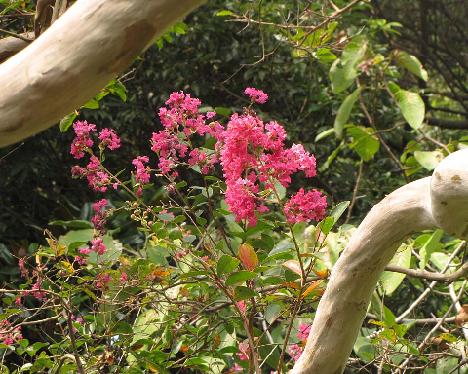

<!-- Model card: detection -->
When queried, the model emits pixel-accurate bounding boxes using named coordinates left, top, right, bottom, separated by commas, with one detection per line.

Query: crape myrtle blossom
left=219, top=105, right=326, bottom=226
left=284, top=188, right=327, bottom=224
left=132, top=156, right=151, bottom=184
left=91, top=198, right=108, bottom=233
left=0, top=320, right=22, bottom=346
left=98, top=128, right=121, bottom=150
left=70, top=121, right=121, bottom=193
left=69, top=88, right=326, bottom=230
left=244, top=87, right=268, bottom=104
left=288, top=343, right=303, bottom=361
left=297, top=322, right=311, bottom=342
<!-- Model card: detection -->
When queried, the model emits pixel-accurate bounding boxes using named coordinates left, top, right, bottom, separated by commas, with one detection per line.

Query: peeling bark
left=292, top=149, right=468, bottom=373
left=0, top=0, right=204, bottom=147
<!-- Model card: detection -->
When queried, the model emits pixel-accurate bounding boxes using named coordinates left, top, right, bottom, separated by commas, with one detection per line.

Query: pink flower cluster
left=70, top=121, right=121, bottom=192
left=237, top=341, right=250, bottom=361
left=69, top=88, right=326, bottom=229
left=91, top=199, right=108, bottom=234
left=297, top=323, right=311, bottom=342
left=288, top=343, right=303, bottom=361
left=219, top=110, right=325, bottom=226
left=79, top=238, right=106, bottom=256
left=150, top=91, right=222, bottom=177
left=244, top=87, right=268, bottom=104
left=284, top=188, right=327, bottom=224
left=0, top=320, right=22, bottom=346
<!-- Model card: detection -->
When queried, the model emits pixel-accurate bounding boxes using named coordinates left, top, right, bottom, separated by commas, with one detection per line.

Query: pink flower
left=225, top=178, right=259, bottom=226
left=0, top=320, right=22, bottom=346
left=91, top=238, right=106, bottom=255
left=284, top=188, right=327, bottom=224
left=30, top=279, right=47, bottom=301
left=120, top=272, right=128, bottom=283
left=236, top=301, right=247, bottom=315
left=132, top=156, right=151, bottom=184
left=229, top=363, right=244, bottom=373
left=74, top=256, right=87, bottom=266
left=79, top=247, right=91, bottom=255
left=288, top=343, right=303, bottom=361
left=98, top=128, right=121, bottom=150
left=297, top=323, right=311, bottom=342
left=92, top=199, right=108, bottom=233
left=237, top=341, right=250, bottom=361
left=70, top=121, right=96, bottom=159
left=95, top=273, right=111, bottom=289
left=18, top=258, right=28, bottom=278
left=244, top=87, right=268, bottom=104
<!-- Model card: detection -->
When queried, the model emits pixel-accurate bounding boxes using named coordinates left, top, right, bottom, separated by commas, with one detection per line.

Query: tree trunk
left=292, top=149, right=468, bottom=373
left=0, top=0, right=204, bottom=147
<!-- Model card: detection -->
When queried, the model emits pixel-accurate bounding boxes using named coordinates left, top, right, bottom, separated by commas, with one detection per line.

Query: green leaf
left=216, top=10, right=234, bottom=17
left=394, top=50, right=428, bottom=81
left=380, top=243, right=412, bottom=295
left=315, top=128, right=334, bottom=142
left=82, top=98, right=100, bottom=109
left=49, top=220, right=93, bottom=230
left=59, top=112, right=77, bottom=132
left=334, top=87, right=362, bottom=139
left=388, top=82, right=425, bottom=130
left=419, top=229, right=444, bottom=269
left=413, top=150, right=444, bottom=170
left=330, top=37, right=367, bottom=93
left=225, top=270, right=257, bottom=286
left=234, top=286, right=258, bottom=301
left=347, top=125, right=380, bottom=161
left=216, top=255, right=240, bottom=276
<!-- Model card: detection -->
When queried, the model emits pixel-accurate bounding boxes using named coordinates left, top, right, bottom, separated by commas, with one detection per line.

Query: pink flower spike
left=91, top=238, right=106, bottom=255
left=98, top=128, right=121, bottom=150
left=79, top=247, right=91, bottom=255
left=288, top=343, right=303, bottom=361
left=297, top=323, right=311, bottom=341
left=284, top=188, right=327, bottom=224
left=120, top=272, right=128, bottom=283
left=244, top=87, right=268, bottom=104
left=132, top=156, right=151, bottom=184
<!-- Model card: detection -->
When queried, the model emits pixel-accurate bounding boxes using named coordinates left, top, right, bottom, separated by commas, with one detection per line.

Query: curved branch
left=0, top=33, right=33, bottom=63
left=293, top=149, right=468, bottom=373
left=385, top=262, right=468, bottom=282
left=0, top=0, right=204, bottom=147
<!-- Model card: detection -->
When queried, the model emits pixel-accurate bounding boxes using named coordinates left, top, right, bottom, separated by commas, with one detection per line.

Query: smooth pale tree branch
left=384, top=262, right=468, bottom=282
left=0, top=0, right=204, bottom=147
left=293, top=149, right=468, bottom=373
left=0, top=33, right=33, bottom=63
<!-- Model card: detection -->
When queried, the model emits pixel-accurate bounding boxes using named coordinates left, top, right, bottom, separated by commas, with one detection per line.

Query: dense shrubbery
left=0, top=0, right=467, bottom=373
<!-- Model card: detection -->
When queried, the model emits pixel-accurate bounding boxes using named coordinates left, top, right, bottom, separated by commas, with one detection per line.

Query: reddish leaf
left=238, top=243, right=258, bottom=271
left=282, top=260, right=302, bottom=277
left=301, top=280, right=323, bottom=299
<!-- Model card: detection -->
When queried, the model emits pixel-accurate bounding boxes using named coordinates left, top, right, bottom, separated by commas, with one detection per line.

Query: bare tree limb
left=0, top=0, right=204, bottom=147
left=385, top=262, right=468, bottom=282
left=293, top=149, right=468, bottom=373
left=426, top=117, right=468, bottom=130
left=0, top=32, right=33, bottom=63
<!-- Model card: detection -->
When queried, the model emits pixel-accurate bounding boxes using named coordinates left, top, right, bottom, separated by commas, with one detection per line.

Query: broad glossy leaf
left=334, top=87, right=362, bottom=139
left=380, top=243, right=412, bottom=295
left=225, top=270, right=257, bottom=286
left=216, top=255, right=240, bottom=276
left=282, top=260, right=302, bottom=277
left=394, top=50, right=428, bottom=81
left=238, top=243, right=258, bottom=271
left=347, top=125, right=380, bottom=161
left=414, top=150, right=444, bottom=170
left=389, top=82, right=425, bottom=130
